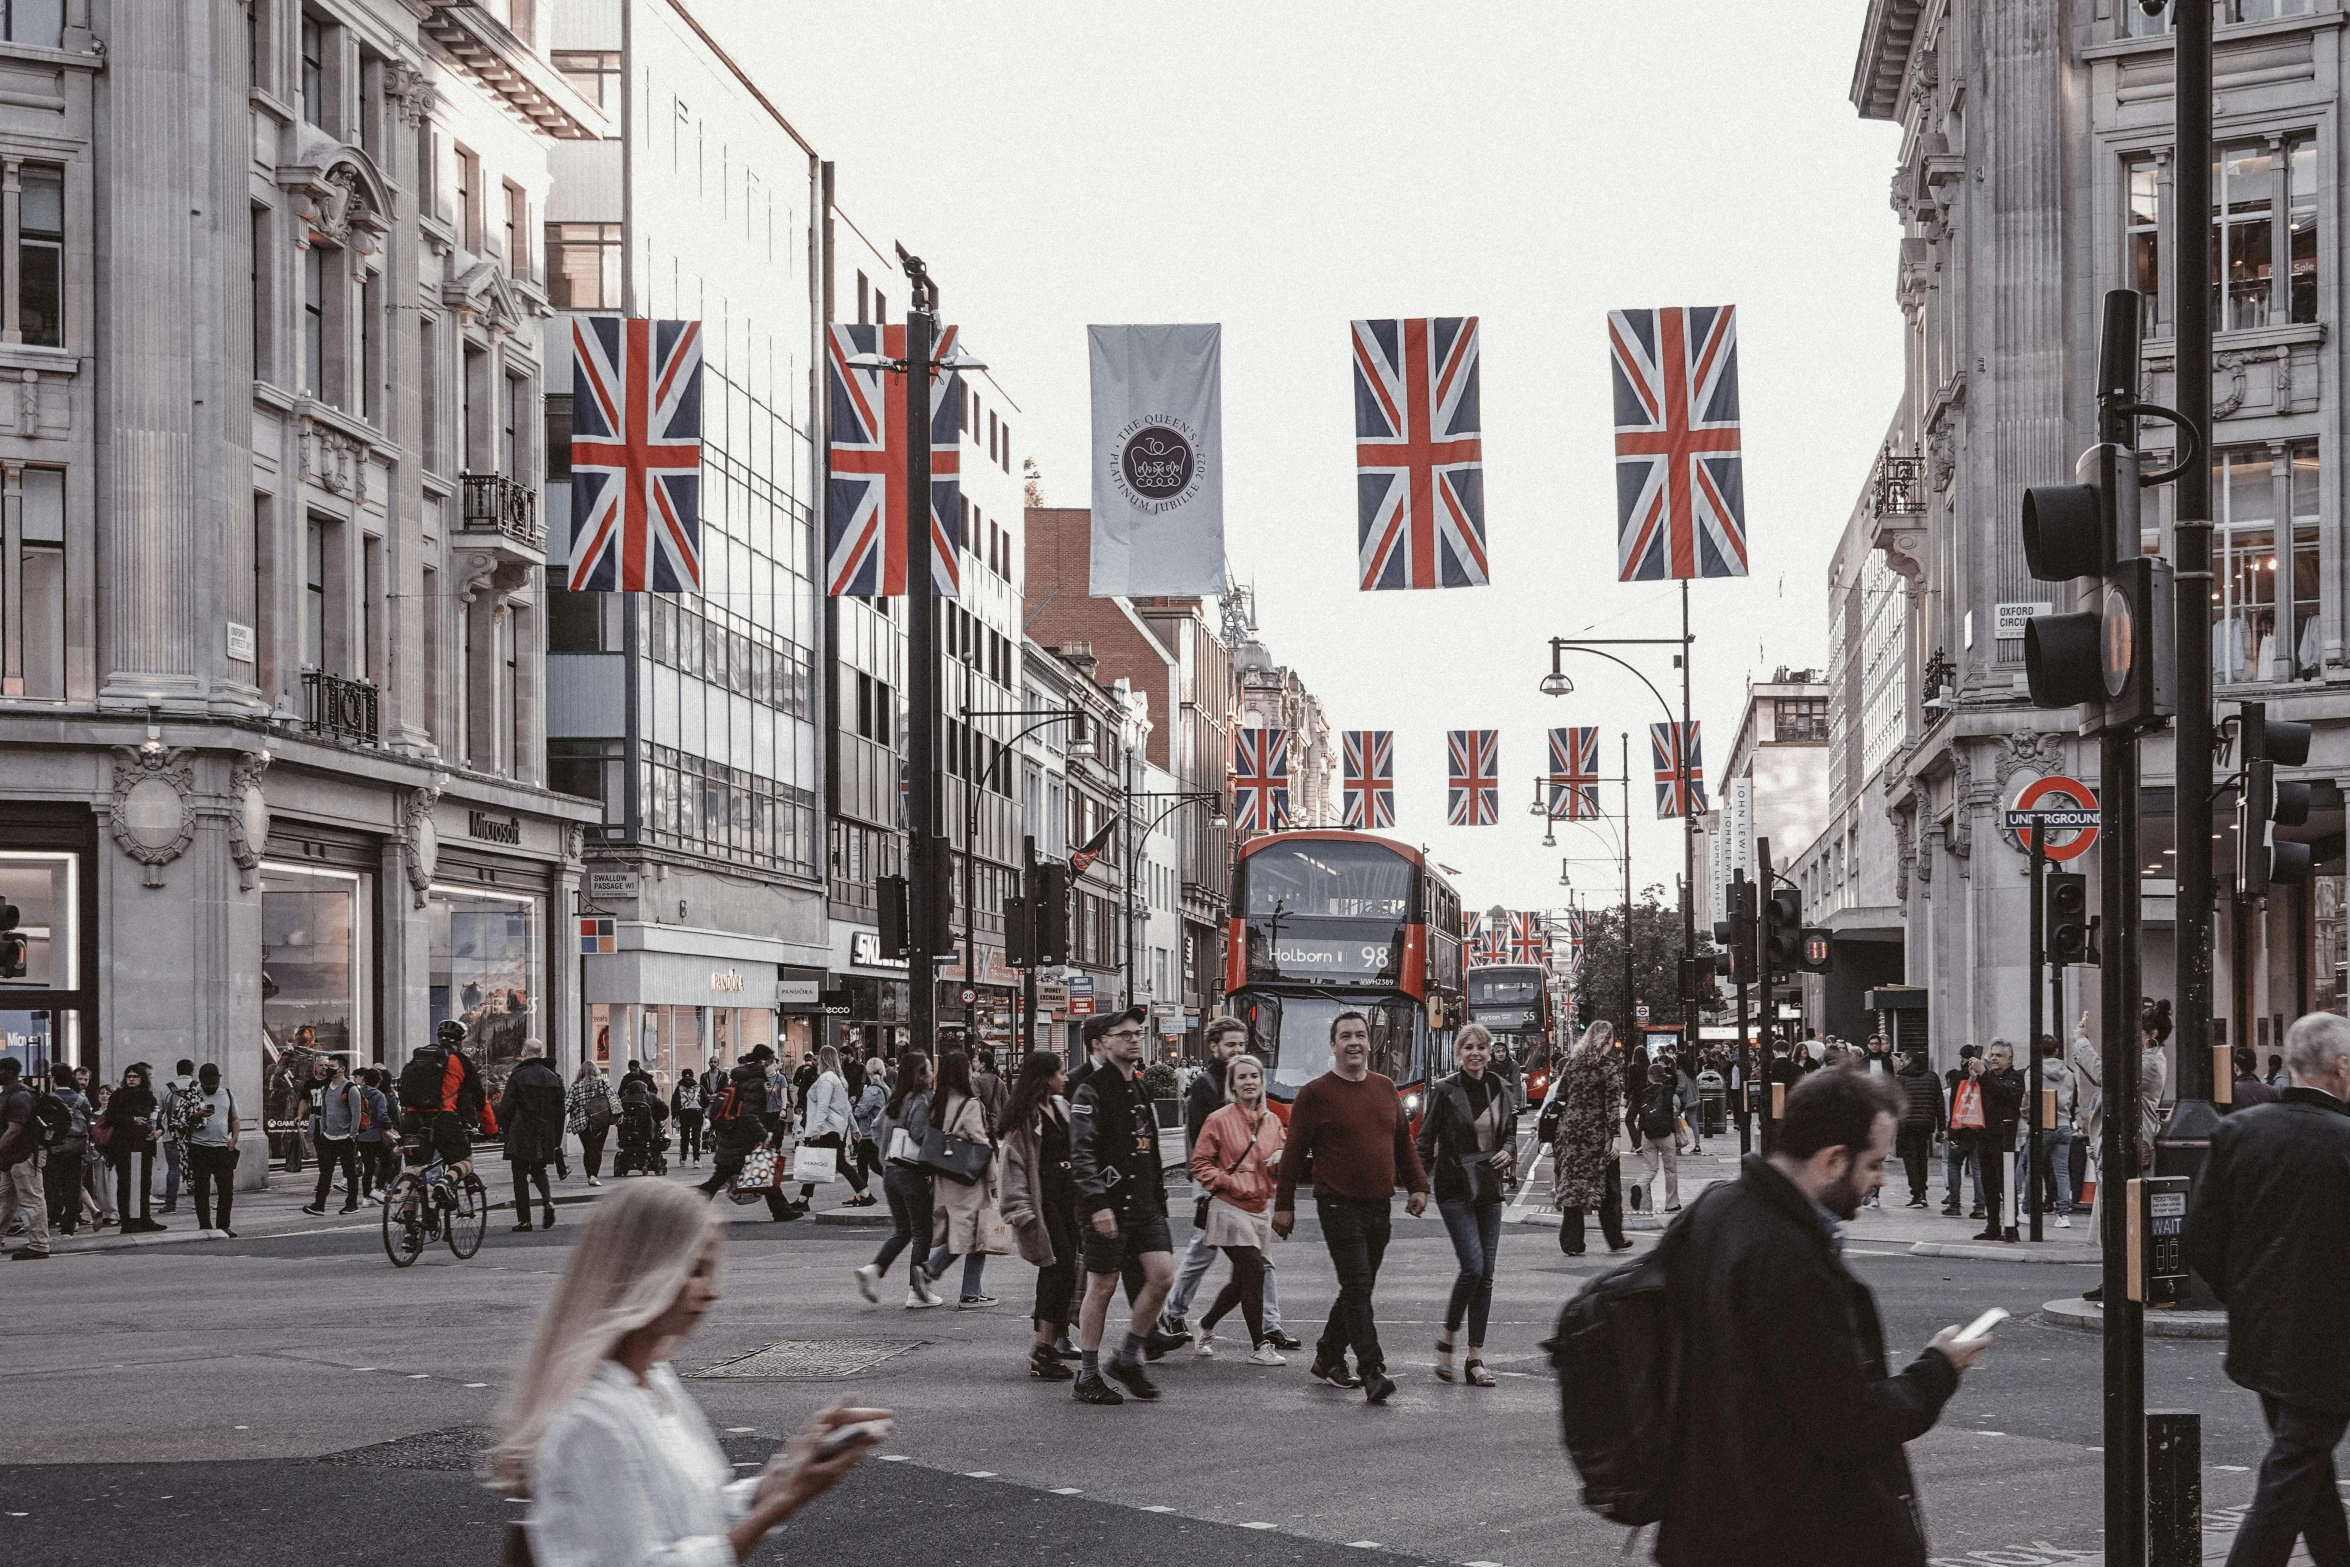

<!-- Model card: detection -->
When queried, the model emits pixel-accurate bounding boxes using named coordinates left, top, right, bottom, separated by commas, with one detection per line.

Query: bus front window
left=1241, top=994, right=1418, bottom=1096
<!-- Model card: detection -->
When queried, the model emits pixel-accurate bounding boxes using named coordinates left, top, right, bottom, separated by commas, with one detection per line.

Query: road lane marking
left=963, top=1471, right=995, bottom=1478
left=878, top=1454, right=912, bottom=1462
left=1241, top=1522, right=1277, bottom=1530
left=1050, top=1487, right=1083, bottom=1495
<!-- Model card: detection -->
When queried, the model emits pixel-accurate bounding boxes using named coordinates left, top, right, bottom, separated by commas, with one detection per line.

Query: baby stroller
left=612, top=1083, right=671, bottom=1176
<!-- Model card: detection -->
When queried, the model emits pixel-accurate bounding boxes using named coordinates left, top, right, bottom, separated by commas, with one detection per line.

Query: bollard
left=2147, top=1409, right=2202, bottom=1567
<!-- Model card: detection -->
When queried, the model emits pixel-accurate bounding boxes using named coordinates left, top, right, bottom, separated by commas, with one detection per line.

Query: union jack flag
left=1651, top=721, right=1708, bottom=819
left=1563, top=908, right=1587, bottom=978
left=1232, top=728, right=1291, bottom=835
left=1342, top=730, right=1395, bottom=830
left=1354, top=317, right=1486, bottom=591
left=824, top=321, right=961, bottom=597
left=1464, top=912, right=1507, bottom=968
left=1508, top=912, right=1549, bottom=966
left=568, top=316, right=705, bottom=592
left=1447, top=729, right=1498, bottom=827
left=1609, top=305, right=1747, bottom=582
left=1548, top=726, right=1601, bottom=821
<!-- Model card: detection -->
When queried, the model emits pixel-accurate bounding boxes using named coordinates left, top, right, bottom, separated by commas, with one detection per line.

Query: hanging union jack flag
left=1651, top=721, right=1708, bottom=819
left=1463, top=912, right=1506, bottom=968
left=569, top=316, right=705, bottom=592
left=1447, top=729, right=1499, bottom=827
left=824, top=321, right=962, bottom=597
left=1508, top=911, right=1549, bottom=966
left=1609, top=305, right=1747, bottom=582
left=1548, top=726, right=1601, bottom=821
left=1563, top=908, right=1587, bottom=978
left=1354, top=317, right=1486, bottom=592
left=1232, top=728, right=1292, bottom=834
left=1342, top=729, right=1395, bottom=830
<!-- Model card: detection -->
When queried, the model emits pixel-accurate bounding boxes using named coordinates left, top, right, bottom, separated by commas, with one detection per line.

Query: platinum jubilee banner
left=1088, top=323, right=1225, bottom=595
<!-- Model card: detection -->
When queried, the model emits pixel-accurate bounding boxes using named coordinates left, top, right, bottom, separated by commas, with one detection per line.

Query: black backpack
left=397, top=1047, right=449, bottom=1114
left=30, top=1091, right=73, bottom=1149
left=1541, top=1211, right=1689, bottom=1527
left=1638, top=1083, right=1678, bottom=1142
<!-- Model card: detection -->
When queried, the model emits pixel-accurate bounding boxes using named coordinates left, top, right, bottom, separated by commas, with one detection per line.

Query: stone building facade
left=1841, top=0, right=2350, bottom=1069
left=0, top=0, right=600, bottom=1178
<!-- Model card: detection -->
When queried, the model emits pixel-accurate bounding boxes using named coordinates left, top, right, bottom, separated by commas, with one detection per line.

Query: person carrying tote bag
left=922, top=1051, right=1011, bottom=1310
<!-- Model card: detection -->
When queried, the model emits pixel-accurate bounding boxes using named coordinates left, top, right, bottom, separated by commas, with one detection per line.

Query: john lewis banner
left=1089, top=324, right=1225, bottom=595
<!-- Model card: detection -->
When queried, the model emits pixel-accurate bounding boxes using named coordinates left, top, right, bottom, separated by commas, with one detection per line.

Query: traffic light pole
left=1621, top=732, right=1635, bottom=1049
left=903, top=265, right=940, bottom=1057
left=2029, top=821, right=2045, bottom=1244
left=1756, top=837, right=1778, bottom=1155
left=1680, top=580, right=1696, bottom=1063
left=1021, top=835, right=1038, bottom=1054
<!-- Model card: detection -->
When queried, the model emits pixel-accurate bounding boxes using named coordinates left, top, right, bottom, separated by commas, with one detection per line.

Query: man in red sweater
left=1273, top=1010, right=1429, bottom=1404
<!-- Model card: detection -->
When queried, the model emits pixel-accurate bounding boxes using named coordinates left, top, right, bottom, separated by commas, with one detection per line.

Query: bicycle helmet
left=437, top=1019, right=469, bottom=1047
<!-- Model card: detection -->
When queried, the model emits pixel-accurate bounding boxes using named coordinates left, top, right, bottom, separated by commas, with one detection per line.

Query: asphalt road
left=0, top=1182, right=2275, bottom=1567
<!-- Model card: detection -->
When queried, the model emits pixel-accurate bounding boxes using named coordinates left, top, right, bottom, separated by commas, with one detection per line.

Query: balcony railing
left=303, top=669, right=381, bottom=745
left=1872, top=451, right=1927, bottom=518
left=460, top=472, right=546, bottom=552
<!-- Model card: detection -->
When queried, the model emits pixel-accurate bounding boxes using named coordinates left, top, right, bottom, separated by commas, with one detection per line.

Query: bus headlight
left=1403, top=1092, right=1422, bottom=1115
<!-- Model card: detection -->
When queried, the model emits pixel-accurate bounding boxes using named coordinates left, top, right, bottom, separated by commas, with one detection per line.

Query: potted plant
left=1143, top=1060, right=1182, bottom=1128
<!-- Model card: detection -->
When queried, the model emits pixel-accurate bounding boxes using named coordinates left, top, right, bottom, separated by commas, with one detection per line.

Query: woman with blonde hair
left=1186, top=1052, right=1287, bottom=1364
left=493, top=1181, right=888, bottom=1566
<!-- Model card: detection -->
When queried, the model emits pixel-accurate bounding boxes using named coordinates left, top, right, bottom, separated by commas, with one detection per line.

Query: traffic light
left=2020, top=290, right=2175, bottom=736
left=877, top=875, right=909, bottom=959
left=1712, top=877, right=1757, bottom=985
left=1031, top=862, right=1071, bottom=965
left=2239, top=699, right=2314, bottom=898
left=2045, top=871, right=2089, bottom=964
left=1575, top=991, right=1595, bottom=1031
left=1765, top=887, right=1802, bottom=977
left=1798, top=928, right=1834, bottom=974
left=1002, top=896, right=1033, bottom=967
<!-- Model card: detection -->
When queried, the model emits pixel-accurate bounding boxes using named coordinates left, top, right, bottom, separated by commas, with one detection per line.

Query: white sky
left=721, top=0, right=1906, bottom=917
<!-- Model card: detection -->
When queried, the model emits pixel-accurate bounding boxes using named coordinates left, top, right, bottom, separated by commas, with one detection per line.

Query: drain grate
left=686, top=1339, right=924, bottom=1380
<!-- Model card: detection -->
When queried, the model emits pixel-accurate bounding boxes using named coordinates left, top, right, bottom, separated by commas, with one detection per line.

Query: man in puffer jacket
left=1894, top=1049, right=1943, bottom=1209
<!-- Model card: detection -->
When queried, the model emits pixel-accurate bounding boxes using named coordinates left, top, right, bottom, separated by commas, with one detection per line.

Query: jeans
left=1201, top=1245, right=1268, bottom=1345
left=1637, top=1140, right=1680, bottom=1209
left=82, top=1154, right=112, bottom=1222
left=871, top=1165, right=934, bottom=1282
left=1944, top=1136, right=1982, bottom=1211
left=190, top=1143, right=238, bottom=1232
left=1163, top=1219, right=1282, bottom=1330
left=2227, top=1396, right=2350, bottom=1567
left=2038, top=1127, right=2075, bottom=1215
left=1436, top=1196, right=1503, bottom=1346
left=1314, top=1194, right=1392, bottom=1375
left=924, top=1240, right=987, bottom=1298
left=1895, top=1127, right=1933, bottom=1201
left=1561, top=1160, right=1626, bottom=1252
left=161, top=1138, right=183, bottom=1208
left=312, top=1136, right=359, bottom=1209
left=512, top=1161, right=552, bottom=1221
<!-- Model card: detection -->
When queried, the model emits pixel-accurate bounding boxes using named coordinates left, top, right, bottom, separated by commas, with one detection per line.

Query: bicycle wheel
left=445, top=1173, right=488, bottom=1259
left=382, top=1174, right=427, bottom=1267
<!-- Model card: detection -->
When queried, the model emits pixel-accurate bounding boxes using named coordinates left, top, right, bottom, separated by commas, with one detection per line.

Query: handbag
left=886, top=1127, right=921, bottom=1166
left=1951, top=1079, right=1986, bottom=1132
left=730, top=1144, right=783, bottom=1204
left=791, top=1144, right=840, bottom=1185
left=919, top=1095, right=993, bottom=1186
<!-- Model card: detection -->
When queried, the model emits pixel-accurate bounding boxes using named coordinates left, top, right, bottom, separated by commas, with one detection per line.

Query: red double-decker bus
left=1221, top=830, right=1463, bottom=1125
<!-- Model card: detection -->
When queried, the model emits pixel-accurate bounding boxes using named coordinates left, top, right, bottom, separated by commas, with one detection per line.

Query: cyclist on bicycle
left=398, top=1020, right=488, bottom=1186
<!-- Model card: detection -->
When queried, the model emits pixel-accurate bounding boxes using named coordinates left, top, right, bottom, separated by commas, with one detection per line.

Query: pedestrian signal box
left=2125, top=1175, right=2191, bottom=1306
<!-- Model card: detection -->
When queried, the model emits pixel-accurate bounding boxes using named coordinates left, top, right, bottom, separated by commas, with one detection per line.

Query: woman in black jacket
left=1415, top=1023, right=1516, bottom=1385
left=102, top=1062, right=164, bottom=1234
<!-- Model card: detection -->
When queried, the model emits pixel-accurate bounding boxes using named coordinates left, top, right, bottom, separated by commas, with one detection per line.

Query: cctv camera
left=2138, top=0, right=2168, bottom=14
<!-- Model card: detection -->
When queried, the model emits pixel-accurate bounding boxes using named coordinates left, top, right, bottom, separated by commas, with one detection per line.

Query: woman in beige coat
left=999, top=1050, right=1079, bottom=1381
left=924, top=1049, right=1010, bottom=1309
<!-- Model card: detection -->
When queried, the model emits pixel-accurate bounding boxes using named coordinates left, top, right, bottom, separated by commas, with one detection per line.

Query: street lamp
left=1117, top=788, right=1225, bottom=1028
left=1539, top=669, right=1573, bottom=698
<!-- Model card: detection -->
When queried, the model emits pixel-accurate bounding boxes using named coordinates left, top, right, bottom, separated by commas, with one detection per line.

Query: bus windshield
left=1468, top=970, right=1546, bottom=1006
left=1243, top=840, right=1414, bottom=921
left=1233, top=993, right=1421, bottom=1096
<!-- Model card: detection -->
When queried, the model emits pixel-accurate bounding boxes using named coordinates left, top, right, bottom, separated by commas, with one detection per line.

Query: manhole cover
left=686, top=1339, right=924, bottom=1380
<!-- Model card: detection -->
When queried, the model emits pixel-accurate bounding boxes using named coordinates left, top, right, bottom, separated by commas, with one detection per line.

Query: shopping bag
left=730, top=1145, right=782, bottom=1204
left=1951, top=1079, right=1986, bottom=1132
left=791, top=1145, right=840, bottom=1185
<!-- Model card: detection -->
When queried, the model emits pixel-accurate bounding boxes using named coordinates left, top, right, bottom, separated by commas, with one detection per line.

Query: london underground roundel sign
left=2002, top=774, right=2100, bottom=863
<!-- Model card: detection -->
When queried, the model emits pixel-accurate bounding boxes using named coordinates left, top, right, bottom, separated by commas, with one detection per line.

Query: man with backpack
left=398, top=1020, right=487, bottom=1184
left=1634, top=1061, right=1682, bottom=1212
left=1654, top=1069, right=1985, bottom=1565
left=0, top=1057, right=52, bottom=1258
left=157, top=1057, right=198, bottom=1215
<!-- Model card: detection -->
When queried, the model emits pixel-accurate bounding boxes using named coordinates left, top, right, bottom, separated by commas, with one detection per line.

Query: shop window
left=0, top=849, right=74, bottom=991
left=261, top=861, right=371, bottom=1158
left=18, top=163, right=61, bottom=349
left=430, top=884, right=542, bottom=1100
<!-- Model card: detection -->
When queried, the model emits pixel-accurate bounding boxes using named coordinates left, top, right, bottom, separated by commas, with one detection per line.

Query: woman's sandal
left=1464, top=1359, right=1497, bottom=1388
left=1434, top=1338, right=1456, bottom=1383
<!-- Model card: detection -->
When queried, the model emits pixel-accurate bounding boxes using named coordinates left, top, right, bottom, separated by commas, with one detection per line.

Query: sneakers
left=1264, top=1330, right=1303, bottom=1352
left=1104, top=1359, right=1161, bottom=1401
left=1193, top=1324, right=1216, bottom=1358
left=904, top=1287, right=941, bottom=1310
left=1072, top=1373, right=1125, bottom=1406
left=1158, top=1315, right=1190, bottom=1339
left=853, top=1263, right=882, bottom=1303
left=1906, top=1197, right=1929, bottom=1209
left=956, top=1294, right=999, bottom=1310
left=1362, top=1370, right=1398, bottom=1405
left=1974, top=1228, right=2002, bottom=1242
left=301, top=1204, right=327, bottom=1216
left=1029, top=1346, right=1075, bottom=1382
left=1140, top=1328, right=1191, bottom=1362
left=9, top=1248, right=51, bottom=1260
left=2055, top=1214, right=2073, bottom=1228
left=908, top=1265, right=945, bottom=1308
left=587, top=1177, right=602, bottom=1187
left=1310, top=1357, right=1362, bottom=1390
left=1247, top=1342, right=1287, bottom=1367
left=513, top=1221, right=534, bottom=1233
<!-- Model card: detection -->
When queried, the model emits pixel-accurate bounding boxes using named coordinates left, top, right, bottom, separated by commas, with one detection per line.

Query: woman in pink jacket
left=1186, top=1054, right=1287, bottom=1365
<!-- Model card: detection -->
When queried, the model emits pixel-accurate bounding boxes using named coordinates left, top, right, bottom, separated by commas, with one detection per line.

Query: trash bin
left=1697, top=1071, right=1727, bottom=1137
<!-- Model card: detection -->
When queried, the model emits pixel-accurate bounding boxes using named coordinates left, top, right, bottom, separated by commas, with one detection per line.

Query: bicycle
left=382, top=1132, right=488, bottom=1267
